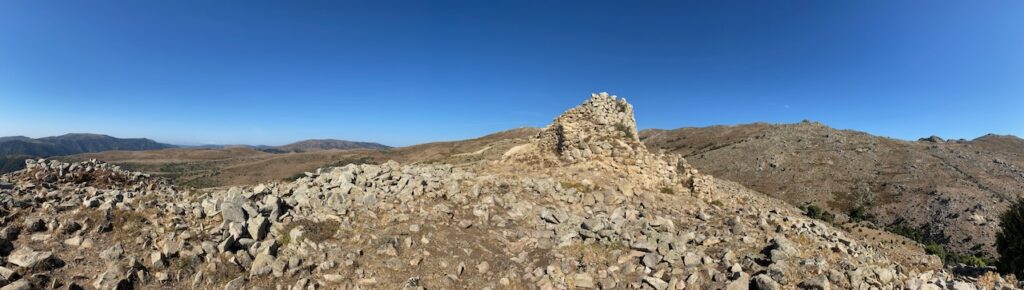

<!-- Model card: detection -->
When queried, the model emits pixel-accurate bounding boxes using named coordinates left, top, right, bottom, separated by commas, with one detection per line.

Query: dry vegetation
left=61, top=128, right=538, bottom=189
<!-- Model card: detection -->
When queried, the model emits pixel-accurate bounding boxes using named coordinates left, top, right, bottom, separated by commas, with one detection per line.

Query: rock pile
left=0, top=94, right=1018, bottom=289
left=504, top=92, right=709, bottom=195
left=533, top=92, right=642, bottom=162
left=19, top=158, right=162, bottom=190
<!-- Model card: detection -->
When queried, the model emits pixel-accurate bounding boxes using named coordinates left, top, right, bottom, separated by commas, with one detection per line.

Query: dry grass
left=58, top=128, right=539, bottom=189
left=561, top=242, right=628, bottom=268
left=560, top=180, right=600, bottom=193
left=279, top=219, right=342, bottom=247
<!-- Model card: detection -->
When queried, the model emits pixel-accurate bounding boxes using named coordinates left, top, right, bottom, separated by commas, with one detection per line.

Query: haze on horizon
left=1, top=1, right=1022, bottom=146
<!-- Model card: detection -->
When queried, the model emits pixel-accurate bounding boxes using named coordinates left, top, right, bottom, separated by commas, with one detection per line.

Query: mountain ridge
left=271, top=139, right=391, bottom=153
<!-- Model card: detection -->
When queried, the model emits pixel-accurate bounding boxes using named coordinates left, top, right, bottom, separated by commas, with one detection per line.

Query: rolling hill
left=640, top=121, right=1024, bottom=258
left=0, top=133, right=175, bottom=173
left=270, top=139, right=391, bottom=153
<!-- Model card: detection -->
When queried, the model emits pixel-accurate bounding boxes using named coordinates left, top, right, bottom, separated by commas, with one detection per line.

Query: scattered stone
left=221, top=203, right=247, bottom=224
left=753, top=274, right=782, bottom=290
left=476, top=261, right=489, bottom=274
left=643, top=276, right=669, bottom=290
left=0, top=280, right=31, bottom=290
left=798, top=275, right=831, bottom=290
left=8, top=247, right=54, bottom=268
left=248, top=215, right=269, bottom=240
left=767, top=237, right=799, bottom=262
left=324, top=274, right=344, bottom=282
left=574, top=273, right=595, bottom=289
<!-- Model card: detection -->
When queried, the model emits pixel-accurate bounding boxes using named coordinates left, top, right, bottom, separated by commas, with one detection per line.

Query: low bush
left=800, top=204, right=835, bottom=224
left=996, top=198, right=1024, bottom=277
left=848, top=206, right=876, bottom=223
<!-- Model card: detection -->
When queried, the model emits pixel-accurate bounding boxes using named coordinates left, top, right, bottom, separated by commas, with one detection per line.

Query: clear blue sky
left=1, top=1, right=1021, bottom=146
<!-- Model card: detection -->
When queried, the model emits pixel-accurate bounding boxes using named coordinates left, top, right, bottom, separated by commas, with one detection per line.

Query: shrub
left=925, top=242, right=948, bottom=261
left=887, top=219, right=994, bottom=266
left=950, top=254, right=990, bottom=267
left=923, top=241, right=994, bottom=266
left=848, top=206, right=876, bottom=223
left=800, top=204, right=835, bottom=224
left=996, top=198, right=1024, bottom=277
left=886, top=219, right=926, bottom=243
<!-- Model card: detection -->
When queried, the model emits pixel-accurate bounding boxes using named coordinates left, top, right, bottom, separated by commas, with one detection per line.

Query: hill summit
left=505, top=92, right=708, bottom=194
left=0, top=93, right=1017, bottom=289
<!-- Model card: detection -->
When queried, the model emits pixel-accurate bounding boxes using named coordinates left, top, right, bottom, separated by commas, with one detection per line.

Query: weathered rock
left=0, top=280, right=31, bottom=290
left=100, top=244, right=124, bottom=261
left=221, top=203, right=247, bottom=224
left=752, top=274, right=782, bottom=290
left=247, top=215, right=269, bottom=240
left=767, top=236, right=798, bottom=262
left=643, top=276, right=669, bottom=290
left=798, top=275, right=831, bottom=290
left=726, top=272, right=751, bottom=290
left=574, top=273, right=595, bottom=289
left=8, top=247, right=54, bottom=269
left=250, top=253, right=275, bottom=276
left=224, top=276, right=245, bottom=290
left=22, top=218, right=45, bottom=233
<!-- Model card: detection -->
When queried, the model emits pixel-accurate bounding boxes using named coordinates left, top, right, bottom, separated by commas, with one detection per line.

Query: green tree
left=996, top=198, right=1024, bottom=277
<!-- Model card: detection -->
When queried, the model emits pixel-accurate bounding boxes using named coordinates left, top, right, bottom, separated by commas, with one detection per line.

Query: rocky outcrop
left=640, top=120, right=1024, bottom=258
left=504, top=92, right=709, bottom=195
left=533, top=92, right=641, bottom=162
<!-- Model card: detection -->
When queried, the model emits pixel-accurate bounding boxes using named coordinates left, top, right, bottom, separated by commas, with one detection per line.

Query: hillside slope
left=641, top=121, right=1024, bottom=258
left=62, top=128, right=539, bottom=187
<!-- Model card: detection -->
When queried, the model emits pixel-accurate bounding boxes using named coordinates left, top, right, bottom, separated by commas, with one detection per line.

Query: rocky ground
left=0, top=94, right=1020, bottom=289
left=641, top=122, right=1024, bottom=258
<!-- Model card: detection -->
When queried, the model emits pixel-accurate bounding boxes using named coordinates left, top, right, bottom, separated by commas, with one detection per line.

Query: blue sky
left=1, top=1, right=1021, bottom=146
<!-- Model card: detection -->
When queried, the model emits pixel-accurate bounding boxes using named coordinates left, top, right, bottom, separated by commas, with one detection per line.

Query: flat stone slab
left=8, top=247, right=53, bottom=268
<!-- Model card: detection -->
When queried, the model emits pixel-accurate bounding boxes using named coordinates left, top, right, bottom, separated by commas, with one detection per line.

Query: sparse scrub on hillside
left=800, top=204, right=835, bottom=224
left=848, top=206, right=876, bottom=223
left=886, top=219, right=927, bottom=243
left=996, top=198, right=1024, bottom=277
left=889, top=219, right=994, bottom=266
